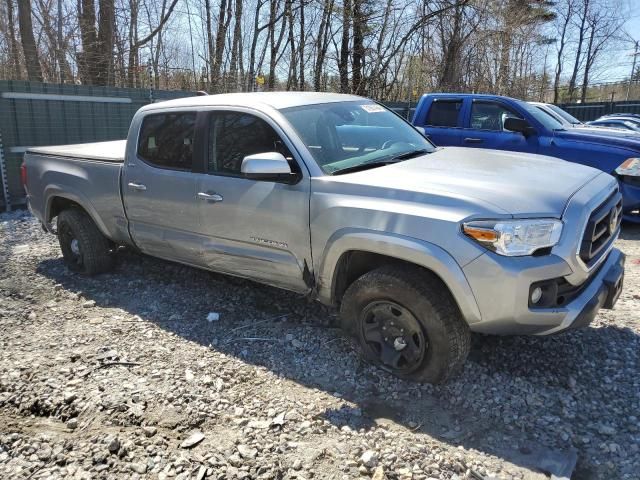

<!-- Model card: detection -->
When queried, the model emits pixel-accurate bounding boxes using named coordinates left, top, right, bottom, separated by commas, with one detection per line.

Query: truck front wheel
left=340, top=265, right=470, bottom=384
left=57, top=209, right=115, bottom=275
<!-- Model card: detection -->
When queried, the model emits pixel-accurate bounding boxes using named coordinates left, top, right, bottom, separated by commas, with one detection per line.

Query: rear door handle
left=464, top=138, right=483, bottom=144
left=197, top=192, right=223, bottom=203
left=128, top=182, right=147, bottom=191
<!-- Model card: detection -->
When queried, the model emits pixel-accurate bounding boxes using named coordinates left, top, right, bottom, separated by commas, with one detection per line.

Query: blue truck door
left=462, top=100, right=538, bottom=153
left=417, top=97, right=464, bottom=146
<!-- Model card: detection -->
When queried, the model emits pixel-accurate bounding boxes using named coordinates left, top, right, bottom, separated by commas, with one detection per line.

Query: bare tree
left=579, top=0, right=623, bottom=101
left=17, top=0, right=43, bottom=81
left=567, top=0, right=589, bottom=101
left=6, top=0, right=22, bottom=79
left=313, top=0, right=333, bottom=91
left=553, top=0, right=575, bottom=103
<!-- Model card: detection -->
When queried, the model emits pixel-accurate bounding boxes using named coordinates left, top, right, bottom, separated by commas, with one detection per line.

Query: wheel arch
left=317, top=229, right=482, bottom=324
left=45, top=187, right=111, bottom=239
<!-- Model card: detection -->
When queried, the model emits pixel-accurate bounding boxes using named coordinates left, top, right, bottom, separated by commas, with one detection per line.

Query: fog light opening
left=530, top=287, right=543, bottom=305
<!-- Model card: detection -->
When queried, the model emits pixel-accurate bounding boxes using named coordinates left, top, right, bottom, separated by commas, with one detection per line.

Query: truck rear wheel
left=340, top=265, right=470, bottom=384
left=57, top=209, right=115, bottom=275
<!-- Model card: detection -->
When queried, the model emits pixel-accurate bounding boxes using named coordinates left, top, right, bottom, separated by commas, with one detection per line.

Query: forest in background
left=0, top=0, right=637, bottom=102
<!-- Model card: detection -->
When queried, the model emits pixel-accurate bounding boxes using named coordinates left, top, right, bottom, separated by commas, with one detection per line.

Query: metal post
left=148, top=61, right=154, bottom=104
left=0, top=129, right=11, bottom=212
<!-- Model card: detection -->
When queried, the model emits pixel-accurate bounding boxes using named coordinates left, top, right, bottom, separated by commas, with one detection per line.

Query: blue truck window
left=426, top=100, right=462, bottom=127
left=470, top=102, right=521, bottom=131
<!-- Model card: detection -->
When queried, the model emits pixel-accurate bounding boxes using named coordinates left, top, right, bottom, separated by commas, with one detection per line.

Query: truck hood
left=555, top=128, right=640, bottom=151
left=333, top=147, right=602, bottom=217
left=571, top=125, right=640, bottom=138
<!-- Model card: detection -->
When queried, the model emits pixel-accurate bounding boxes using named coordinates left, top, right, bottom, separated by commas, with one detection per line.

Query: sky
left=604, top=8, right=640, bottom=83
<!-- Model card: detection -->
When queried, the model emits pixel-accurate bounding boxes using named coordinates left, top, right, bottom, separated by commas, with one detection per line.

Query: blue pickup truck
left=412, top=93, right=640, bottom=222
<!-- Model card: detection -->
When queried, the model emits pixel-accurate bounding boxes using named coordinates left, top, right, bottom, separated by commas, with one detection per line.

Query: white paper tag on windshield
left=361, top=104, right=385, bottom=113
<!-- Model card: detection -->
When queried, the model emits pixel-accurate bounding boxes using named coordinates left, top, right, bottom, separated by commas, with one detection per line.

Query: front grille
left=579, top=190, right=622, bottom=266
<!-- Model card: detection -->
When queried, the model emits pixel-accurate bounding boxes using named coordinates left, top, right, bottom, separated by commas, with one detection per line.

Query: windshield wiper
left=331, top=149, right=430, bottom=176
left=331, top=159, right=402, bottom=175
left=387, top=148, right=430, bottom=162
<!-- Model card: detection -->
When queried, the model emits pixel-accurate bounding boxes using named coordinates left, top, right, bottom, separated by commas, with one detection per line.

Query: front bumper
left=463, top=248, right=625, bottom=336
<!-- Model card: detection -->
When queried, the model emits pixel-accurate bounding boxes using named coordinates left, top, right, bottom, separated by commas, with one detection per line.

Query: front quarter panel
left=542, top=135, right=635, bottom=173
left=316, top=228, right=483, bottom=324
left=311, top=178, right=494, bottom=324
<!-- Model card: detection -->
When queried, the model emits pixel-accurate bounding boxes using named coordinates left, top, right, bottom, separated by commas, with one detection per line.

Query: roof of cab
left=140, top=91, right=366, bottom=112
left=420, top=92, right=520, bottom=102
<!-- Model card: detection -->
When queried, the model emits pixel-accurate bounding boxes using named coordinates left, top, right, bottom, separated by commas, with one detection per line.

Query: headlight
left=616, top=158, right=640, bottom=176
left=462, top=219, right=563, bottom=256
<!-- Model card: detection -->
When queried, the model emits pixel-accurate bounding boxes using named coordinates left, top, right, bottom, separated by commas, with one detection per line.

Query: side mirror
left=241, top=152, right=298, bottom=183
left=504, top=117, right=535, bottom=136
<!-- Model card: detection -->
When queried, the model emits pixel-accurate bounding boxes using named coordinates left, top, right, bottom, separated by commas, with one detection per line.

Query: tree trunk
left=568, top=0, right=589, bottom=101
left=57, top=0, right=65, bottom=81
left=6, top=0, right=22, bottom=79
left=127, top=0, right=139, bottom=87
left=286, top=0, right=297, bottom=89
left=553, top=2, right=572, bottom=103
left=339, top=0, right=351, bottom=93
left=351, top=0, right=364, bottom=95
left=248, top=0, right=264, bottom=91
left=204, top=0, right=215, bottom=89
left=580, top=23, right=595, bottom=103
left=298, top=0, right=305, bottom=90
left=211, top=0, right=228, bottom=92
left=94, top=0, right=115, bottom=85
left=268, top=0, right=287, bottom=89
left=17, top=0, right=44, bottom=82
left=438, top=5, right=464, bottom=91
left=78, top=0, right=96, bottom=83
left=313, top=0, right=332, bottom=91
left=229, top=0, right=243, bottom=91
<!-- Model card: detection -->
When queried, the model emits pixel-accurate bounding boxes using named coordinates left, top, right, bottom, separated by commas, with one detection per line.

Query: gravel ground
left=0, top=210, right=638, bottom=480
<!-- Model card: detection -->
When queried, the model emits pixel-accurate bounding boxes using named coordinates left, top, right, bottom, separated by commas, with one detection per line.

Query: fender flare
left=44, top=184, right=111, bottom=239
left=317, top=228, right=482, bottom=324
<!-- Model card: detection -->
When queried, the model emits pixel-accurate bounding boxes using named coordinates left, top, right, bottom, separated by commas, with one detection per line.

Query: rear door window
left=137, top=112, right=196, bottom=170
left=425, top=100, right=463, bottom=127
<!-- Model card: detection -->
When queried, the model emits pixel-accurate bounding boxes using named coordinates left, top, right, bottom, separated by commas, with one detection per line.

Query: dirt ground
left=0, top=210, right=638, bottom=480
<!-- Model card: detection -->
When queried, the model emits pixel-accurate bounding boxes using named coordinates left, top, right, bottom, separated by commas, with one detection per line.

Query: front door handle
left=197, top=192, right=223, bottom=203
left=128, top=182, right=147, bottom=191
left=464, top=138, right=483, bottom=144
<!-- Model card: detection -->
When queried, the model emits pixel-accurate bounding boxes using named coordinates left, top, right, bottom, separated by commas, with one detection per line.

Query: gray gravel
left=0, top=209, right=639, bottom=480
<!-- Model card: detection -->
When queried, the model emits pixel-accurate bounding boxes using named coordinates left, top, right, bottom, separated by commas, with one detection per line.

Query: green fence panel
left=0, top=80, right=192, bottom=209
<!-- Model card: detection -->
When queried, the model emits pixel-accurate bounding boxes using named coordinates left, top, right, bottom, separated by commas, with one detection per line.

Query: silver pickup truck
left=23, top=92, right=625, bottom=383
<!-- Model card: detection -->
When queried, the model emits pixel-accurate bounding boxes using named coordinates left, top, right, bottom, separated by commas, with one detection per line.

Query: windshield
left=548, top=104, right=582, bottom=125
left=534, top=105, right=569, bottom=126
left=280, top=101, right=435, bottom=174
left=516, top=100, right=565, bottom=130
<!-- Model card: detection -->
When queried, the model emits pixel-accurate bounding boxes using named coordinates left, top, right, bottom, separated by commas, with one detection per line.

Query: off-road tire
left=340, top=265, right=470, bottom=384
left=57, top=208, right=115, bottom=275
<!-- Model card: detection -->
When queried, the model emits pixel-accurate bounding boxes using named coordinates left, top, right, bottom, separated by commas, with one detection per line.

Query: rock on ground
left=0, top=209, right=639, bottom=479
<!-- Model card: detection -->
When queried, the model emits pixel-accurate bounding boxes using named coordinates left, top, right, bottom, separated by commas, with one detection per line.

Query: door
left=420, top=98, right=464, bottom=146
left=194, top=110, right=312, bottom=293
left=462, top=100, right=538, bottom=152
left=122, top=111, right=202, bottom=264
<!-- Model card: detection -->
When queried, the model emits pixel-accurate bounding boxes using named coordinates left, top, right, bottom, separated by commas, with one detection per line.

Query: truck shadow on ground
left=36, top=230, right=640, bottom=479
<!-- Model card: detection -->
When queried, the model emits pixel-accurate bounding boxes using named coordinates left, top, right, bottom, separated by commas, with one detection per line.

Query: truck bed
left=24, top=140, right=131, bottom=245
left=26, top=140, right=126, bottom=163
